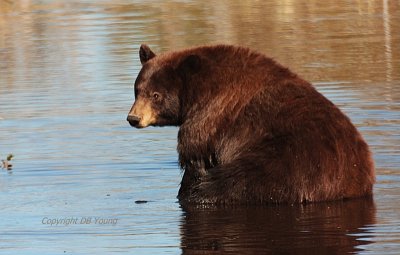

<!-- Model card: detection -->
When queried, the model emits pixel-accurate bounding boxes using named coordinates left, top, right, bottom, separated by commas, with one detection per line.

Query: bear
left=127, top=44, right=375, bottom=205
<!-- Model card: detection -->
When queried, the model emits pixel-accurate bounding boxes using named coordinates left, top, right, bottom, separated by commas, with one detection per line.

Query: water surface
left=0, top=0, right=399, bottom=254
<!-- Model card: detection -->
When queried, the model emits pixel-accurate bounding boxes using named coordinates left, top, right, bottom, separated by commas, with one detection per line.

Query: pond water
left=0, top=0, right=399, bottom=254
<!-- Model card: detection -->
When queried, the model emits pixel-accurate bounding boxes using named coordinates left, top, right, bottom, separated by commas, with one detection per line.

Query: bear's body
left=127, top=44, right=375, bottom=205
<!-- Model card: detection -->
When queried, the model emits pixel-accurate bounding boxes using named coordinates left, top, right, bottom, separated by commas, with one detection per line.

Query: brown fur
left=127, top=44, right=375, bottom=205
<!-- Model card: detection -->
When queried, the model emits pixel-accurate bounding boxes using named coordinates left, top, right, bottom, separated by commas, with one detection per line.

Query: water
left=0, top=0, right=399, bottom=254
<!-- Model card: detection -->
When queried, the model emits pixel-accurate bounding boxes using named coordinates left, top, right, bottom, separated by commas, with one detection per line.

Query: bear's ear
left=139, top=44, right=156, bottom=65
left=177, top=54, right=201, bottom=76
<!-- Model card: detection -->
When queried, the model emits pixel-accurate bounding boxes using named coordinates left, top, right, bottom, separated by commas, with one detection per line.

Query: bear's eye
left=152, top=92, right=161, bottom=100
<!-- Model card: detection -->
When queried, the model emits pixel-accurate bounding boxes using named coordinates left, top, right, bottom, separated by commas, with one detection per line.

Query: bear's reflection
left=180, top=198, right=375, bottom=254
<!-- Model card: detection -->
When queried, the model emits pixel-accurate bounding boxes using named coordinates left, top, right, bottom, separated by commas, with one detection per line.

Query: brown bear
left=127, top=44, right=375, bottom=205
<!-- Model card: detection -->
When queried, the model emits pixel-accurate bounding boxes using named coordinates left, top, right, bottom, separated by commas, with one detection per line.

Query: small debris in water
left=1, top=154, right=13, bottom=170
left=135, top=200, right=148, bottom=204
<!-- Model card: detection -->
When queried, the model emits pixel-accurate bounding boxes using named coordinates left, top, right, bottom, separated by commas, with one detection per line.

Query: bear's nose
left=127, top=115, right=141, bottom=127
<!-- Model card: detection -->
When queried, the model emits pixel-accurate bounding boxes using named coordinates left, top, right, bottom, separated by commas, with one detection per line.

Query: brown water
left=0, top=0, right=399, bottom=254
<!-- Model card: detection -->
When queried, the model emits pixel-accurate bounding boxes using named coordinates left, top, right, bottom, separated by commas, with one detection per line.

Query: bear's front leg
left=177, top=158, right=209, bottom=202
left=179, top=159, right=252, bottom=205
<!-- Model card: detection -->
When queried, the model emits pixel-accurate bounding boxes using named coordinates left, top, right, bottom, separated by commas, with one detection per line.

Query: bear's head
left=127, top=44, right=201, bottom=128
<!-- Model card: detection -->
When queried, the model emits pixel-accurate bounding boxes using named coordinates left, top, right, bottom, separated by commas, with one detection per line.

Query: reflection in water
left=181, top=198, right=376, bottom=254
left=383, top=0, right=392, bottom=82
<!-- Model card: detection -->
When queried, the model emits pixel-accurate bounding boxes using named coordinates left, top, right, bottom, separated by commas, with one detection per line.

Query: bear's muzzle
left=127, top=115, right=141, bottom=128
